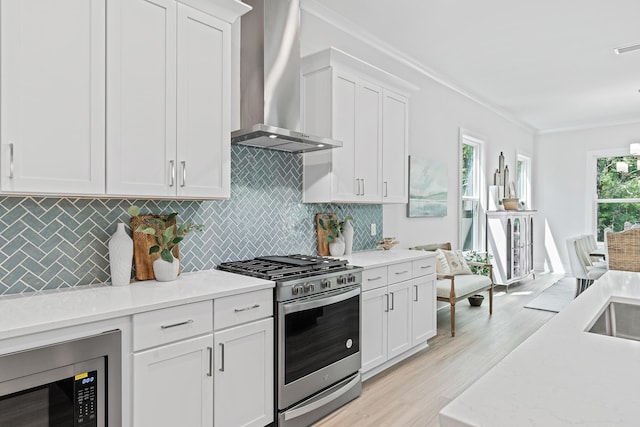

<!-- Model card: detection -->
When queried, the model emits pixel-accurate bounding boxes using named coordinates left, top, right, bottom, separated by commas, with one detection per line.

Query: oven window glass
left=284, top=294, right=360, bottom=384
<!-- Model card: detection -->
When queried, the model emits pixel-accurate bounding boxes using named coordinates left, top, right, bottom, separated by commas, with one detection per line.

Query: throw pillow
left=435, top=249, right=451, bottom=275
left=442, top=249, right=472, bottom=275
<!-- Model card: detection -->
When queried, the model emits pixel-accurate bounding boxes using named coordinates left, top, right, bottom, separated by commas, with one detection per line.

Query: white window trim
left=586, top=148, right=628, bottom=240
left=516, top=152, right=532, bottom=209
left=459, top=128, right=486, bottom=251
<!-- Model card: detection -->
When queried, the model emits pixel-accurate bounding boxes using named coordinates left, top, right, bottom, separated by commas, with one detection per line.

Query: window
left=460, top=132, right=483, bottom=250
left=595, top=155, right=640, bottom=241
left=516, top=154, right=532, bottom=209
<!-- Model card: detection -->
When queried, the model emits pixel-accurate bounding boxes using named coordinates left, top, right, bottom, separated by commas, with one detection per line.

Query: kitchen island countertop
left=0, top=269, right=274, bottom=341
left=440, top=269, right=640, bottom=427
left=340, top=248, right=435, bottom=268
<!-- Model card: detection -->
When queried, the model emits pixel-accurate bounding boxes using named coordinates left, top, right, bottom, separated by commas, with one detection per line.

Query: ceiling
left=315, top=0, right=640, bottom=133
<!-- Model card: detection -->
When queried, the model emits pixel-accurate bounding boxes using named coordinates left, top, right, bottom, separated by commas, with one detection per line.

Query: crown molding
left=300, top=0, right=537, bottom=135
left=537, top=118, right=640, bottom=135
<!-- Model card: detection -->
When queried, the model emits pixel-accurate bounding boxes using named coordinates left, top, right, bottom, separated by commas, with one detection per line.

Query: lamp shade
left=631, top=142, right=640, bottom=156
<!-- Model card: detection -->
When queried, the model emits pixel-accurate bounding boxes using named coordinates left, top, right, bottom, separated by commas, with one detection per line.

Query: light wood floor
left=314, top=272, right=565, bottom=427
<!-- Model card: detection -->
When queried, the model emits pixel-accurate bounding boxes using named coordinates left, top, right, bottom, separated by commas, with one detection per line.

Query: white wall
left=534, top=122, right=640, bottom=273
left=301, top=8, right=535, bottom=251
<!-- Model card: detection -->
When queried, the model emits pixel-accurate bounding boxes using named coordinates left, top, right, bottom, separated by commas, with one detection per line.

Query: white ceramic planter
left=153, top=258, right=180, bottom=282
left=108, top=223, right=133, bottom=286
left=343, top=219, right=354, bottom=255
left=329, top=235, right=345, bottom=257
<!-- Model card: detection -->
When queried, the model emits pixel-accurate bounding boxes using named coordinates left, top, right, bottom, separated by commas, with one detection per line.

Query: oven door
left=278, top=285, right=361, bottom=410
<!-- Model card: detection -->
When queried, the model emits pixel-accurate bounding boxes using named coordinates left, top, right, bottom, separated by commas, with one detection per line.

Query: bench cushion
left=436, top=274, right=492, bottom=299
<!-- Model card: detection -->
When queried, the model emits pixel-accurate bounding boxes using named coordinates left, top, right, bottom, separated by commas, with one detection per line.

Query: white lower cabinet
left=130, top=291, right=274, bottom=427
left=361, top=287, right=388, bottom=372
left=386, top=280, right=413, bottom=359
left=411, top=275, right=437, bottom=345
left=213, top=289, right=274, bottom=427
left=133, top=334, right=214, bottom=427
left=360, top=255, right=436, bottom=379
left=214, top=318, right=274, bottom=427
left=131, top=301, right=214, bottom=427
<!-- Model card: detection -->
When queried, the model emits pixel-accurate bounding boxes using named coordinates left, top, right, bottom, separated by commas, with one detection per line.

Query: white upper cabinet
left=107, top=0, right=245, bottom=199
left=0, top=0, right=106, bottom=195
left=176, top=5, right=231, bottom=198
left=0, top=0, right=246, bottom=198
left=107, top=0, right=177, bottom=198
left=301, top=48, right=416, bottom=204
left=382, top=89, right=409, bottom=203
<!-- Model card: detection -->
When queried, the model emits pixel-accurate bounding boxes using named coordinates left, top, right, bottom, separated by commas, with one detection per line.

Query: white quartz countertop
left=440, top=269, right=640, bottom=427
left=0, top=269, right=274, bottom=341
left=340, top=248, right=434, bottom=268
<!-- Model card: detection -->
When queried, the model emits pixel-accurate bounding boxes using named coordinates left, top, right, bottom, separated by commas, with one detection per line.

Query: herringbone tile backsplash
left=0, top=146, right=382, bottom=295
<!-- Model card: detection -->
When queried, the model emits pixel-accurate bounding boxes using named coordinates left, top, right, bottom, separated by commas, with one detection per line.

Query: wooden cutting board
left=315, top=213, right=337, bottom=256
left=130, top=214, right=180, bottom=280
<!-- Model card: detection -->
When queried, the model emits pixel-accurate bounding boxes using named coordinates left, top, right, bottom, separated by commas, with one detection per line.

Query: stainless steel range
left=218, top=255, right=362, bottom=427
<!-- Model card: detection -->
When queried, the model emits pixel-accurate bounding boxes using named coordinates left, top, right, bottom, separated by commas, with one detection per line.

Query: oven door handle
left=282, top=287, right=360, bottom=315
left=284, top=372, right=361, bottom=421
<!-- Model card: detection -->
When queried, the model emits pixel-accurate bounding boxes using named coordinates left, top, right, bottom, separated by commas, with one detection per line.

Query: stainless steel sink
left=588, top=301, right=640, bottom=341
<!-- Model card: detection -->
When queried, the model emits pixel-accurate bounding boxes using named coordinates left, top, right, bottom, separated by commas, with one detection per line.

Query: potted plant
left=319, top=215, right=352, bottom=256
left=128, top=206, right=204, bottom=281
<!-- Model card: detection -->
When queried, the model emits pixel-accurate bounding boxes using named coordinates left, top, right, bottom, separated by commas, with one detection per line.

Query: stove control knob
left=292, top=285, right=304, bottom=295
left=304, top=282, right=315, bottom=293
left=337, top=276, right=345, bottom=285
left=320, top=279, right=331, bottom=289
left=347, top=274, right=356, bottom=283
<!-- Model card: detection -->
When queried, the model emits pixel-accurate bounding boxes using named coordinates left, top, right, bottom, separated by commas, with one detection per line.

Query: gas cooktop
left=217, top=254, right=349, bottom=281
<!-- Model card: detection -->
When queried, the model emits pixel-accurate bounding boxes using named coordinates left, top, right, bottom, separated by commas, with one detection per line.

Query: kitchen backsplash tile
left=0, top=146, right=382, bottom=295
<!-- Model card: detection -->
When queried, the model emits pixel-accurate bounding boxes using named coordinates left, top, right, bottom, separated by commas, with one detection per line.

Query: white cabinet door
left=0, top=0, right=105, bottom=195
left=411, top=275, right=437, bottom=345
left=330, top=72, right=359, bottom=202
left=214, top=318, right=274, bottom=427
left=387, top=280, right=412, bottom=359
left=107, top=0, right=232, bottom=199
left=107, top=0, right=177, bottom=197
left=361, top=286, right=388, bottom=373
left=382, top=89, right=409, bottom=203
left=356, top=80, right=382, bottom=202
left=176, top=5, right=230, bottom=198
left=133, top=334, right=213, bottom=427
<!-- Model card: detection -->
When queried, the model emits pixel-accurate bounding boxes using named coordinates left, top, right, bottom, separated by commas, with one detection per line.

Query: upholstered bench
left=412, top=243, right=494, bottom=337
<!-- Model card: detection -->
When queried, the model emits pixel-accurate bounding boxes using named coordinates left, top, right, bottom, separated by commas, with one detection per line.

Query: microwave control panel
left=74, top=371, right=97, bottom=427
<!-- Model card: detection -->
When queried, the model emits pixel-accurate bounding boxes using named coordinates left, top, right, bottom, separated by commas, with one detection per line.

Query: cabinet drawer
left=133, top=301, right=213, bottom=351
left=388, top=262, right=412, bottom=284
left=362, top=266, right=388, bottom=291
left=413, top=257, right=436, bottom=278
left=214, top=289, right=273, bottom=330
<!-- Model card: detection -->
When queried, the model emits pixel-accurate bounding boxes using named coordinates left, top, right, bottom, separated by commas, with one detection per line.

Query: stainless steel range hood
left=231, top=0, right=342, bottom=153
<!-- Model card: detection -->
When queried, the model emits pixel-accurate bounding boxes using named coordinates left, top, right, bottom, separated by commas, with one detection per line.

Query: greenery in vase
left=128, top=206, right=204, bottom=263
left=319, top=215, right=352, bottom=243
left=463, top=250, right=493, bottom=276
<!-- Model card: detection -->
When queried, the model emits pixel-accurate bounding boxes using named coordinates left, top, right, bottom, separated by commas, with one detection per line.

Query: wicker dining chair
left=606, top=228, right=640, bottom=272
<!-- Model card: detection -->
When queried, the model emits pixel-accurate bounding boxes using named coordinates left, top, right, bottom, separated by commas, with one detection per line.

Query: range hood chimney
left=231, top=0, right=342, bottom=153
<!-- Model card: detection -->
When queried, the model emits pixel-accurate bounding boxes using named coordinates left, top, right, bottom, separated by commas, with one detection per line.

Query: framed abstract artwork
left=407, top=156, right=448, bottom=217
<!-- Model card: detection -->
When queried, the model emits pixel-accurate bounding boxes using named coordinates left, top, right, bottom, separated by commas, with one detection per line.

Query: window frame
left=516, top=152, right=532, bottom=209
left=459, top=128, right=486, bottom=251
left=587, top=148, right=640, bottom=242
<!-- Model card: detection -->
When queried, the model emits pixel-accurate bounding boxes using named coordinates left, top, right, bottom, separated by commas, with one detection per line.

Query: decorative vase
left=153, top=258, right=180, bottom=282
left=108, top=223, right=133, bottom=287
left=343, top=219, right=354, bottom=255
left=329, top=234, right=345, bottom=257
